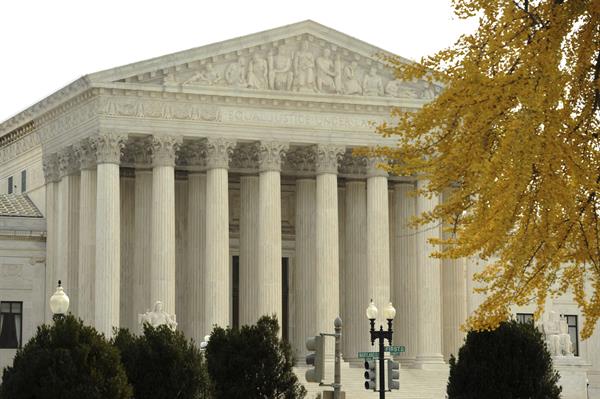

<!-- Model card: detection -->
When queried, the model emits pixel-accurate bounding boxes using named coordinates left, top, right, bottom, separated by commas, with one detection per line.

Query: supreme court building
left=1, top=21, right=599, bottom=398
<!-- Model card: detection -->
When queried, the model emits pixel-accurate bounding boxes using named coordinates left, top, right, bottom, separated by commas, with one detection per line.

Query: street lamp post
left=366, top=300, right=396, bottom=399
left=49, top=280, right=70, bottom=321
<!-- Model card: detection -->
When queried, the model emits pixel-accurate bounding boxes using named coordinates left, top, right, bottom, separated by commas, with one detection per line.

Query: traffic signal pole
left=377, top=324, right=387, bottom=399
left=334, top=317, right=342, bottom=399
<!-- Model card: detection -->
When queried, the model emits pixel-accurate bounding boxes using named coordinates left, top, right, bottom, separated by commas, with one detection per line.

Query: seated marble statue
left=138, top=301, right=178, bottom=331
left=541, top=311, right=573, bottom=356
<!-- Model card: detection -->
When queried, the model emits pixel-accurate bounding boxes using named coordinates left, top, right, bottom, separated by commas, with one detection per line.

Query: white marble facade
left=0, top=21, right=599, bottom=398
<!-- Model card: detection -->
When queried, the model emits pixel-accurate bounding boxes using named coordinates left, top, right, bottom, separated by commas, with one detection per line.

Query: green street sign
left=358, top=352, right=379, bottom=359
left=385, top=345, right=406, bottom=354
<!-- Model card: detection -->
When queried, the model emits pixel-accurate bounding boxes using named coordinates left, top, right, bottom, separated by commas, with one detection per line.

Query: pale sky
left=0, top=0, right=478, bottom=122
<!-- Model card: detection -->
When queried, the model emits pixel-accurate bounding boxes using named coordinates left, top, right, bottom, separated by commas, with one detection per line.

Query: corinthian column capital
left=148, top=135, right=182, bottom=167
left=204, top=137, right=236, bottom=169
left=258, top=141, right=289, bottom=172
left=91, top=133, right=127, bottom=164
left=57, top=146, right=78, bottom=177
left=74, top=139, right=97, bottom=170
left=314, top=144, right=345, bottom=175
left=42, top=153, right=60, bottom=183
left=366, top=156, right=389, bottom=177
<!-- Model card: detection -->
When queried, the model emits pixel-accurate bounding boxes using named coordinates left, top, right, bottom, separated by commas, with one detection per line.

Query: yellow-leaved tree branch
left=367, top=0, right=600, bottom=338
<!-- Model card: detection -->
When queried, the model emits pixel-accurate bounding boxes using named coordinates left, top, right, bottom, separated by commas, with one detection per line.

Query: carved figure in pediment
left=334, top=54, right=343, bottom=94
left=225, top=56, right=248, bottom=88
left=316, top=48, right=337, bottom=93
left=184, top=63, right=222, bottom=86
left=420, top=81, right=437, bottom=99
left=362, top=66, right=384, bottom=96
left=247, top=53, right=268, bottom=90
left=163, top=73, right=178, bottom=86
left=385, top=79, right=418, bottom=98
left=293, top=41, right=316, bottom=92
left=342, top=61, right=362, bottom=95
left=268, top=48, right=294, bottom=91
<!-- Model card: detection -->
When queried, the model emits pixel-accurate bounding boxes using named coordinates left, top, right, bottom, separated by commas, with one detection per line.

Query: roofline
left=0, top=20, right=414, bottom=138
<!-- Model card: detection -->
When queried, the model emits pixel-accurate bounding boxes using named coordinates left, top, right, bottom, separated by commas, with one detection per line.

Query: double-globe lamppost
left=366, top=299, right=396, bottom=399
left=49, top=280, right=70, bottom=320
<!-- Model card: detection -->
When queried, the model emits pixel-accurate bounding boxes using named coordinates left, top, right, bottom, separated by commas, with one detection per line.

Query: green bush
left=113, top=324, right=212, bottom=399
left=205, top=315, right=306, bottom=399
left=447, top=320, right=561, bottom=399
left=0, top=315, right=132, bottom=399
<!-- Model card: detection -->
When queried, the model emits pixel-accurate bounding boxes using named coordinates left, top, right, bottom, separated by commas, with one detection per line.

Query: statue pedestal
left=553, top=356, right=590, bottom=399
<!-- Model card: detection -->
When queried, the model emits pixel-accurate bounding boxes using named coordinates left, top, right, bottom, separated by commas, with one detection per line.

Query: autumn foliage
left=372, top=0, right=600, bottom=337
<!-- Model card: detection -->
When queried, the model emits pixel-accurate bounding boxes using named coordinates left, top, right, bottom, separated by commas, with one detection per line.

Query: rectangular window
left=20, top=170, right=26, bottom=193
left=565, top=315, right=579, bottom=356
left=516, top=313, right=534, bottom=324
left=0, top=301, right=23, bottom=349
left=7, top=176, right=13, bottom=194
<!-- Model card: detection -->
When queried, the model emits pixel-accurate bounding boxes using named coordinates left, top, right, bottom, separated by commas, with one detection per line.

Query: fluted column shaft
left=133, top=169, right=152, bottom=322
left=239, top=175, right=259, bottom=326
left=293, top=178, right=316, bottom=357
left=187, top=173, right=206, bottom=342
left=42, top=155, right=59, bottom=323
left=120, top=175, right=135, bottom=329
left=415, top=179, right=445, bottom=367
left=315, top=145, right=344, bottom=362
left=204, top=138, right=235, bottom=329
left=78, top=167, right=97, bottom=326
left=256, top=142, right=288, bottom=323
left=94, top=133, right=125, bottom=337
left=393, top=183, right=418, bottom=364
left=441, top=190, right=467, bottom=360
left=366, top=164, right=390, bottom=327
left=57, top=149, right=80, bottom=315
left=343, top=180, right=368, bottom=362
left=149, top=136, right=180, bottom=315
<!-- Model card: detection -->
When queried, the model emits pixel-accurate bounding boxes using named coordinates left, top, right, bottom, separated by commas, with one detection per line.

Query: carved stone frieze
left=203, top=137, right=236, bottom=169
left=150, top=35, right=443, bottom=100
left=258, top=141, right=289, bottom=172
left=314, top=144, right=345, bottom=175
left=42, top=153, right=60, bottom=183
left=147, top=135, right=183, bottom=167
left=74, top=138, right=97, bottom=170
left=99, top=98, right=222, bottom=123
left=90, top=133, right=127, bottom=164
left=284, top=146, right=316, bottom=174
left=0, top=132, right=41, bottom=165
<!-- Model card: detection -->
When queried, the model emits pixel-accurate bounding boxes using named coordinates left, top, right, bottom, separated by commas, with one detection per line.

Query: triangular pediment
left=87, top=20, right=440, bottom=100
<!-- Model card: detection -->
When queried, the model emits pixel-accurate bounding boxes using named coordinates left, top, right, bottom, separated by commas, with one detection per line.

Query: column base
left=413, top=354, right=447, bottom=370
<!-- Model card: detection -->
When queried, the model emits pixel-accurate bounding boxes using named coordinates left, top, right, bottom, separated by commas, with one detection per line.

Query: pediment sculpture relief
left=160, top=38, right=442, bottom=100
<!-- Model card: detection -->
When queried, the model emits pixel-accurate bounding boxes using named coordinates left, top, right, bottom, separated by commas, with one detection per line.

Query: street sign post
left=384, top=345, right=406, bottom=355
left=358, top=352, right=379, bottom=359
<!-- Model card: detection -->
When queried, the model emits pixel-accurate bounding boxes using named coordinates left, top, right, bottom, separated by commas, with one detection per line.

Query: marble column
left=75, top=141, right=97, bottom=326
left=393, top=182, right=418, bottom=364
left=414, top=179, right=445, bottom=368
left=293, top=178, right=316, bottom=358
left=441, top=190, right=467, bottom=361
left=187, top=172, right=206, bottom=342
left=42, top=154, right=59, bottom=323
left=133, top=167, right=152, bottom=324
left=57, top=147, right=80, bottom=315
left=120, top=172, right=135, bottom=330
left=149, top=135, right=181, bottom=315
left=366, top=159, right=390, bottom=327
left=93, top=133, right=125, bottom=337
left=204, top=138, right=235, bottom=330
left=175, top=177, right=188, bottom=334
left=239, top=175, right=259, bottom=326
left=343, top=180, right=368, bottom=363
left=256, top=141, right=288, bottom=323
left=315, top=144, right=344, bottom=361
